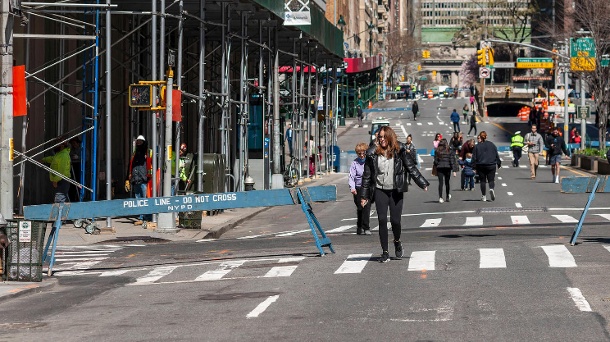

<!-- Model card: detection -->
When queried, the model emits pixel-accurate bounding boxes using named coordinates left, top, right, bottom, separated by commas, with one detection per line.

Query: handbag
left=522, top=145, right=529, bottom=153
left=431, top=164, right=438, bottom=176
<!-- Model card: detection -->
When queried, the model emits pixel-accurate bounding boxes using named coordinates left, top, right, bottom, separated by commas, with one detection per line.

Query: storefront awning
left=344, top=55, right=383, bottom=74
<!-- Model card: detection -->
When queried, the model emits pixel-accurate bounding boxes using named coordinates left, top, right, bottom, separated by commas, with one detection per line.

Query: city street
left=3, top=98, right=610, bottom=341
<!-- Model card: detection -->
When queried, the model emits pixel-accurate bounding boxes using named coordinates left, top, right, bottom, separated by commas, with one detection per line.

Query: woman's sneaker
left=481, top=195, right=487, bottom=202
left=489, top=189, right=496, bottom=201
left=446, top=194, right=452, bottom=202
left=394, top=241, right=403, bottom=258
left=439, top=197, right=444, bottom=203
left=379, top=251, right=390, bottom=263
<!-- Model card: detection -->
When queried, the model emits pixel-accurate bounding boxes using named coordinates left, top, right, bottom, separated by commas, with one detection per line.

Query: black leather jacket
left=361, top=143, right=429, bottom=200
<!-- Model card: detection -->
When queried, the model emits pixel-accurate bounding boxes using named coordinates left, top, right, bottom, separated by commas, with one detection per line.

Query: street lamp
left=368, top=22, right=375, bottom=57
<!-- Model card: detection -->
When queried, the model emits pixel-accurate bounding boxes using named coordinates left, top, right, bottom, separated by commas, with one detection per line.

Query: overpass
left=484, top=84, right=537, bottom=108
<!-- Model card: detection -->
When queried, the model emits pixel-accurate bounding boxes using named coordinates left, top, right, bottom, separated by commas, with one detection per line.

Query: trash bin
left=328, top=145, right=340, bottom=172
left=3, top=220, right=46, bottom=282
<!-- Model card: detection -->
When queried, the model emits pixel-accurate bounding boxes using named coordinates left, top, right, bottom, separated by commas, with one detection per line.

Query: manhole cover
left=477, top=207, right=547, bottom=214
left=96, top=236, right=170, bottom=244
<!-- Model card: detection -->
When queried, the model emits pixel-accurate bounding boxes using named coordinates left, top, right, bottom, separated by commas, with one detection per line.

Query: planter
left=571, top=154, right=583, bottom=167
left=580, top=156, right=598, bottom=172
left=598, top=160, right=610, bottom=175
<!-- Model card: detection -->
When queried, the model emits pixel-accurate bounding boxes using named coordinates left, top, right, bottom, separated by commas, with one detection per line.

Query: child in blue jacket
left=459, top=152, right=476, bottom=190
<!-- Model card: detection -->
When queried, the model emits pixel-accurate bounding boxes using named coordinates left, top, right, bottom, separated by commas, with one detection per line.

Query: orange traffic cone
left=368, top=100, right=372, bottom=109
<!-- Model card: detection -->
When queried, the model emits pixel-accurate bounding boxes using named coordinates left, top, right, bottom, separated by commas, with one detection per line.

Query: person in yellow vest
left=41, top=139, right=72, bottom=203
left=510, top=131, right=525, bottom=167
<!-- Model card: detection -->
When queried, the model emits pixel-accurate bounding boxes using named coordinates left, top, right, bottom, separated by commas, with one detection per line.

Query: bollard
left=244, top=176, right=255, bottom=191
left=339, top=114, right=345, bottom=127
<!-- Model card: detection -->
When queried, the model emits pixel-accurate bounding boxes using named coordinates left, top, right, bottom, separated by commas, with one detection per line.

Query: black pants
left=468, top=124, right=477, bottom=136
left=453, top=122, right=460, bottom=132
left=512, top=147, right=522, bottom=166
left=476, top=165, right=497, bottom=195
left=374, top=188, right=404, bottom=253
left=352, top=187, right=371, bottom=232
left=436, top=167, right=452, bottom=198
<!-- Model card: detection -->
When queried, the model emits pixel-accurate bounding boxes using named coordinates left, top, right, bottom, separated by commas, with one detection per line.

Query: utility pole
left=0, top=0, right=14, bottom=219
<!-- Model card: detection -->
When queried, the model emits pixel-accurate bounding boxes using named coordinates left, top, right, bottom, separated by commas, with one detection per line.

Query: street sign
left=479, top=67, right=490, bottom=79
left=601, top=55, right=609, bottom=68
left=492, top=62, right=515, bottom=68
left=570, top=37, right=596, bottom=72
left=577, top=105, right=591, bottom=119
left=516, top=58, right=553, bottom=69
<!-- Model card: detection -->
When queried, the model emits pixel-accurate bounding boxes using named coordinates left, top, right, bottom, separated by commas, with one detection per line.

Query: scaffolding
left=3, top=1, right=343, bottom=227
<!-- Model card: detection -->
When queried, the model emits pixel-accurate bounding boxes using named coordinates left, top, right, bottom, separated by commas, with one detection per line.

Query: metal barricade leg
left=42, top=208, right=63, bottom=276
left=297, top=189, right=334, bottom=256
left=570, top=177, right=601, bottom=246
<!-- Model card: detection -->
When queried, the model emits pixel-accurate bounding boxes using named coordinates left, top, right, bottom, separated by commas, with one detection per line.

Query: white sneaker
left=554, top=176, right=559, bottom=184
left=439, top=197, right=444, bottom=203
left=481, top=195, right=487, bottom=202
left=489, top=189, right=496, bottom=201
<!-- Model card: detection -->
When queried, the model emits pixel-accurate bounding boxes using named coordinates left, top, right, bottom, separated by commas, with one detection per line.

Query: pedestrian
left=470, top=94, right=476, bottom=111
left=41, top=138, right=72, bottom=203
left=349, top=143, right=372, bottom=235
left=546, top=127, right=570, bottom=184
left=449, top=131, right=463, bottom=154
left=459, top=138, right=476, bottom=189
left=573, top=131, right=581, bottom=145
left=467, top=112, right=478, bottom=136
left=510, top=131, right=524, bottom=167
left=405, top=134, right=418, bottom=185
left=285, top=123, right=293, bottom=157
left=127, top=135, right=153, bottom=225
left=450, top=108, right=460, bottom=132
left=433, top=133, right=442, bottom=149
left=433, top=138, right=458, bottom=203
left=524, top=124, right=545, bottom=179
left=462, top=103, right=469, bottom=124
left=360, top=126, right=429, bottom=263
left=459, top=152, right=476, bottom=191
left=411, top=100, right=419, bottom=121
left=569, top=127, right=577, bottom=143
left=357, top=105, right=364, bottom=127
left=305, top=135, right=316, bottom=176
left=68, top=137, right=82, bottom=202
left=472, top=131, right=501, bottom=202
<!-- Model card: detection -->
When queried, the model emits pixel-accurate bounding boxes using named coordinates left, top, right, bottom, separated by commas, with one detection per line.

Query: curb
left=202, top=207, right=273, bottom=240
left=0, top=277, right=57, bottom=301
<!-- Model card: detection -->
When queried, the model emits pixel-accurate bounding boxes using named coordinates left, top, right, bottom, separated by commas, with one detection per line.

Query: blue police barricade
left=24, top=186, right=337, bottom=275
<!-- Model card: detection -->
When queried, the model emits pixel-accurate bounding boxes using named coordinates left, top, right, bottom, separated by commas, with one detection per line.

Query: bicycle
left=283, top=156, right=299, bottom=188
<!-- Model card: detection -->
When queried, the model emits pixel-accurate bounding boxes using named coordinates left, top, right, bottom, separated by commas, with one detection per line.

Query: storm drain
left=477, top=207, right=547, bottom=214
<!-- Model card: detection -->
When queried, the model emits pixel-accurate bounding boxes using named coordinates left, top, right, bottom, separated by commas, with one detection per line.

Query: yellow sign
left=516, top=62, right=554, bottom=69
left=570, top=57, right=596, bottom=72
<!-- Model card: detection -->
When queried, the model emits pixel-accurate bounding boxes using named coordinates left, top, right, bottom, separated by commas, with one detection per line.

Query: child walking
left=459, top=152, right=476, bottom=191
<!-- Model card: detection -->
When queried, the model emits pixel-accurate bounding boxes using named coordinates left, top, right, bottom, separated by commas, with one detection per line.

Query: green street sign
left=516, top=58, right=553, bottom=69
left=577, top=105, right=591, bottom=119
left=602, top=55, right=610, bottom=68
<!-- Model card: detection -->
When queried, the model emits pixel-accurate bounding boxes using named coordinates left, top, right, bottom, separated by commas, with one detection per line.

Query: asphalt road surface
left=3, top=97, right=610, bottom=341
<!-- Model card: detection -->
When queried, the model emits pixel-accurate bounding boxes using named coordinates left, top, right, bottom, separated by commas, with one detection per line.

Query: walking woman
left=361, top=126, right=429, bottom=263
left=411, top=101, right=419, bottom=121
left=433, top=138, right=458, bottom=203
left=468, top=112, right=478, bottom=137
left=349, top=143, right=372, bottom=235
left=472, top=131, right=501, bottom=202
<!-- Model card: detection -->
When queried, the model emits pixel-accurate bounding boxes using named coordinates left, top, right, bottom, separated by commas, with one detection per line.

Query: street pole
left=563, top=69, right=569, bottom=145
left=158, top=61, right=177, bottom=233
left=580, top=76, right=586, bottom=149
left=0, top=0, right=14, bottom=219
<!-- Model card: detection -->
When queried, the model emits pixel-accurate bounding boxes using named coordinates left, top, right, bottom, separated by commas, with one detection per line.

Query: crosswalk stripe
left=195, top=260, right=246, bottom=281
left=567, top=287, right=592, bottom=312
left=541, top=245, right=577, bottom=268
left=552, top=215, right=578, bottom=223
left=479, top=248, right=506, bottom=268
left=326, top=225, right=355, bottom=233
left=100, top=270, right=133, bottom=277
left=511, top=215, right=530, bottom=224
left=464, top=217, right=483, bottom=226
left=134, top=266, right=178, bottom=285
left=334, top=254, right=372, bottom=274
left=265, top=257, right=305, bottom=277
left=54, top=257, right=108, bottom=262
left=421, top=218, right=442, bottom=227
left=276, top=229, right=310, bottom=237
left=408, top=251, right=436, bottom=271
left=595, top=214, right=610, bottom=221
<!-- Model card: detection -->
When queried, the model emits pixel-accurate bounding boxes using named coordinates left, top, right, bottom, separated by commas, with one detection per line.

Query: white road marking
left=247, top=295, right=280, bottom=318
left=334, top=254, right=372, bottom=274
left=511, top=215, right=530, bottom=224
left=421, top=218, right=442, bottom=227
left=464, top=217, right=483, bottom=226
left=325, top=225, right=355, bottom=233
left=507, top=192, right=514, bottom=196
left=497, top=177, right=503, bottom=180
left=195, top=260, right=246, bottom=281
left=264, top=265, right=298, bottom=277
left=479, top=248, right=507, bottom=268
left=408, top=251, right=436, bottom=271
left=515, top=202, right=522, bottom=208
left=401, top=124, right=408, bottom=138
left=595, top=214, right=610, bottom=221
left=567, top=287, right=592, bottom=312
left=552, top=215, right=579, bottom=223
left=501, top=183, right=507, bottom=187
left=276, top=229, right=310, bottom=237
left=541, top=245, right=577, bottom=268
left=100, top=270, right=133, bottom=277
left=134, top=266, right=178, bottom=285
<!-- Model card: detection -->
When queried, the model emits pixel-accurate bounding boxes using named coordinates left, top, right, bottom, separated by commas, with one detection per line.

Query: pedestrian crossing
left=236, top=212, right=603, bottom=240
left=52, top=244, right=610, bottom=284
left=46, top=244, right=143, bottom=272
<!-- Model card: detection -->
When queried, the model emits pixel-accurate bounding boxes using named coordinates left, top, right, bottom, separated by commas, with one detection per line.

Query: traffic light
left=487, top=48, right=494, bottom=66
left=422, top=50, right=430, bottom=58
left=128, top=84, right=153, bottom=108
left=477, top=48, right=487, bottom=66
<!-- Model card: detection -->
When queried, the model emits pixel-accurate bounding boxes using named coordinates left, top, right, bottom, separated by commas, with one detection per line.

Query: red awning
left=344, top=55, right=383, bottom=73
left=278, top=66, right=316, bottom=73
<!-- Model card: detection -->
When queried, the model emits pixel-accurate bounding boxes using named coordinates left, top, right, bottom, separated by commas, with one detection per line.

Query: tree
left=384, top=31, right=418, bottom=87
left=567, top=0, right=610, bottom=148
